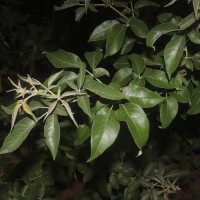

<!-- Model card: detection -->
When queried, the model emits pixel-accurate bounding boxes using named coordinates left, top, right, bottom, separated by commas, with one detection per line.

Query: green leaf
left=44, top=114, right=60, bottom=160
left=77, top=63, right=86, bottom=89
left=129, top=17, right=149, bottom=38
left=192, top=52, right=200, bottom=70
left=179, top=12, right=200, bottom=30
left=116, top=103, right=149, bottom=149
left=144, top=53, right=164, bottom=67
left=112, top=67, right=132, bottom=86
left=164, top=0, right=178, bottom=7
left=93, top=68, right=110, bottom=78
left=28, top=101, right=44, bottom=111
left=57, top=71, right=77, bottom=84
left=46, top=49, right=84, bottom=68
left=42, top=101, right=68, bottom=116
left=165, top=170, right=188, bottom=178
left=144, top=68, right=179, bottom=89
left=47, top=70, right=63, bottom=87
left=77, top=95, right=92, bottom=118
left=164, top=35, right=185, bottom=79
left=113, top=55, right=130, bottom=69
left=188, top=87, right=200, bottom=115
left=160, top=96, right=178, bottom=128
left=105, top=24, right=126, bottom=57
left=146, top=23, right=178, bottom=48
left=0, top=117, right=36, bottom=154
left=89, top=20, right=119, bottom=42
left=75, top=7, right=85, bottom=22
left=157, top=13, right=174, bottom=23
left=54, top=0, right=80, bottom=11
left=84, top=79, right=124, bottom=100
left=143, top=162, right=157, bottom=177
left=170, top=86, right=190, bottom=103
left=1, top=103, right=16, bottom=115
left=120, top=37, right=135, bottom=55
left=193, top=0, right=200, bottom=19
left=129, top=78, right=146, bottom=87
left=88, top=107, right=120, bottom=161
left=187, top=30, right=200, bottom=44
left=61, top=100, right=78, bottom=127
left=129, top=53, right=145, bottom=75
left=85, top=48, right=103, bottom=70
left=123, top=85, right=164, bottom=108
left=75, top=124, right=91, bottom=145
left=134, top=0, right=160, bottom=9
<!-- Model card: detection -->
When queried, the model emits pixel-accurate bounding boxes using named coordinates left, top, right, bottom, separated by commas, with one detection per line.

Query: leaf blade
left=44, top=114, right=60, bottom=160
left=0, top=117, right=36, bottom=154
left=116, top=103, right=149, bottom=149
left=88, top=107, right=120, bottom=161
left=160, top=96, right=178, bottom=128
left=105, top=24, right=126, bottom=57
left=164, top=35, right=185, bottom=79
left=146, top=23, right=178, bottom=48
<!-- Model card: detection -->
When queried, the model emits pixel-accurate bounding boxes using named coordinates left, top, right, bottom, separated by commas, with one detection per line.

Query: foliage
left=1, top=0, right=200, bottom=199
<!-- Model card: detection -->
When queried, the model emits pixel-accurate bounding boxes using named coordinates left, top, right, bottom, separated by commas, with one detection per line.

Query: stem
left=109, top=5, right=129, bottom=21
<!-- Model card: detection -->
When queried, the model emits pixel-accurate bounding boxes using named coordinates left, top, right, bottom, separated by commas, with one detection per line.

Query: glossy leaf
left=116, top=103, right=149, bottom=149
left=179, top=12, right=200, bottom=30
left=129, top=17, right=149, bottom=38
left=112, top=67, right=132, bottom=86
left=46, top=49, right=84, bottom=68
left=75, top=124, right=91, bottom=145
left=105, top=24, right=126, bottom=57
left=77, top=63, right=86, bottom=89
left=89, top=20, right=119, bottom=42
left=88, top=107, right=120, bottom=161
left=2, top=103, right=16, bottom=115
left=113, top=55, right=130, bottom=69
left=144, top=53, right=164, bottom=66
left=93, top=68, right=110, bottom=78
left=170, top=86, right=190, bottom=103
left=28, top=101, right=44, bottom=111
left=187, top=30, right=200, bottom=44
left=129, top=53, right=145, bottom=75
left=44, top=114, right=60, bottom=160
left=57, top=71, right=77, bottom=84
left=157, top=13, right=174, bottom=23
left=144, top=68, right=179, bottom=89
left=188, top=87, right=200, bottom=115
left=84, top=79, right=124, bottom=100
left=146, top=23, right=178, bottom=48
left=48, top=70, right=63, bottom=87
left=120, top=37, right=135, bottom=55
left=85, top=48, right=103, bottom=70
left=122, top=85, right=164, bottom=108
left=77, top=95, right=92, bottom=118
left=193, top=0, right=200, bottom=19
left=164, top=35, right=185, bottom=79
left=160, top=96, right=178, bottom=128
left=0, top=117, right=36, bottom=154
left=129, top=78, right=146, bottom=87
left=192, top=52, right=200, bottom=70
left=134, top=0, right=159, bottom=9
